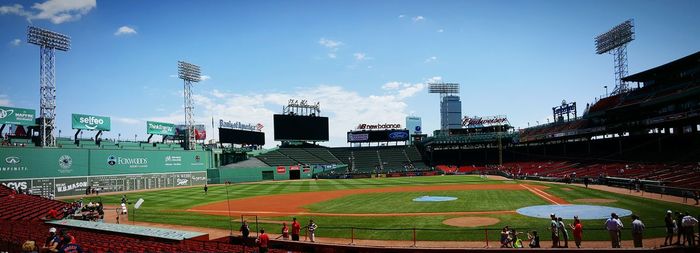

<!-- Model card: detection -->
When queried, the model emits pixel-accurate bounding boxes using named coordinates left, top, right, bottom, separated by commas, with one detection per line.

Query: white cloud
left=168, top=74, right=178, bottom=78
left=0, top=95, right=12, bottom=106
left=353, top=52, right=371, bottom=61
left=382, top=81, right=403, bottom=90
left=437, top=29, right=444, bottom=33
left=412, top=16, right=425, bottom=22
left=113, top=117, right=141, bottom=125
left=200, top=75, right=211, bottom=81
left=10, top=39, right=21, bottom=46
left=318, top=38, right=343, bottom=49
left=319, top=38, right=343, bottom=59
left=114, top=26, right=137, bottom=36
left=187, top=78, right=432, bottom=147
left=1, top=0, right=96, bottom=24
left=424, top=56, right=438, bottom=63
left=398, top=14, right=405, bottom=18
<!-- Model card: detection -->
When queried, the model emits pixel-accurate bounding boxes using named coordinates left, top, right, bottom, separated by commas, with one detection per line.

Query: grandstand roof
left=623, top=51, right=700, bottom=82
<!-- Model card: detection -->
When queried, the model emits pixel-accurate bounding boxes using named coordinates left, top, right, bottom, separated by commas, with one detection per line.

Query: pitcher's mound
left=443, top=217, right=500, bottom=227
left=574, top=198, right=617, bottom=203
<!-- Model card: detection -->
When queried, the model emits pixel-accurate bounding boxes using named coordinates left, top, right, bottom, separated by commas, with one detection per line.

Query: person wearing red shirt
left=569, top=216, right=583, bottom=248
left=256, top=229, right=269, bottom=253
left=47, top=208, right=59, bottom=220
left=291, top=217, right=301, bottom=241
left=278, top=222, right=289, bottom=240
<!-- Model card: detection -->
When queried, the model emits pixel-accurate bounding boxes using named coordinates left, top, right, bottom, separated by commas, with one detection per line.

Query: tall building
left=406, top=116, right=422, bottom=143
left=441, top=96, right=462, bottom=129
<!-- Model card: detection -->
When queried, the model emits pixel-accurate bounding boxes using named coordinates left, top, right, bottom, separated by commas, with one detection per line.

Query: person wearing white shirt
left=631, top=214, right=645, bottom=248
left=605, top=213, right=623, bottom=248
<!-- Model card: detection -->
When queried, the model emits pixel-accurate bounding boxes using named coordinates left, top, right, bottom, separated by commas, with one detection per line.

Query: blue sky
left=1, top=0, right=699, bottom=147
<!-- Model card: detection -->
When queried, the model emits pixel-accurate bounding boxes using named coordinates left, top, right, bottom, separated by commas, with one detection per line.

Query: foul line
left=519, top=184, right=561, bottom=205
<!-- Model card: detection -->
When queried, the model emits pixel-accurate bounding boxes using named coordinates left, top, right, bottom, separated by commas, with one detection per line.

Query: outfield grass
left=305, top=190, right=547, bottom=213
left=73, top=175, right=700, bottom=241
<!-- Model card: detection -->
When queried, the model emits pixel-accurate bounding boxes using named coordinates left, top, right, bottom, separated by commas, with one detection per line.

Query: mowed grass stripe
left=305, top=190, right=547, bottom=213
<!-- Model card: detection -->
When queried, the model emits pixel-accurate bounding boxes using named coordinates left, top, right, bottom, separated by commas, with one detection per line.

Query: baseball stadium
left=2, top=3, right=700, bottom=253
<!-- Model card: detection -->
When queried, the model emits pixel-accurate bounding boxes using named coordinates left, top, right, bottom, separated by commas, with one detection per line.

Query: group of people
left=664, top=210, right=699, bottom=247
left=543, top=213, right=583, bottom=248
left=22, top=227, right=83, bottom=253
left=239, top=218, right=318, bottom=252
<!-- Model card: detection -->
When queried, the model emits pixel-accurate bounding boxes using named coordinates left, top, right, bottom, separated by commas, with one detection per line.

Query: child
left=528, top=231, right=541, bottom=248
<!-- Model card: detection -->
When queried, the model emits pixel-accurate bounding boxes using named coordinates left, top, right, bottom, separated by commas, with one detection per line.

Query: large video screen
left=273, top=114, right=329, bottom=141
left=219, top=128, right=265, bottom=145
left=347, top=129, right=409, bottom=143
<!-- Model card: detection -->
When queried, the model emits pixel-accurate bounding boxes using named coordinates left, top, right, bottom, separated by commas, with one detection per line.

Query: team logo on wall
left=195, top=155, right=201, bottom=162
left=57, top=155, right=73, bottom=173
left=107, top=155, right=117, bottom=166
left=5, top=156, right=20, bottom=164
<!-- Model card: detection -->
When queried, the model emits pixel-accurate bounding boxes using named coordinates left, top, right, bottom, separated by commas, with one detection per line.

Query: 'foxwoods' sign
left=219, top=120, right=263, bottom=131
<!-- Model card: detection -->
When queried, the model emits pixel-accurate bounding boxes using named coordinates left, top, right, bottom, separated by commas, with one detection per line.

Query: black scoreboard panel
left=219, top=128, right=265, bottom=145
left=273, top=114, right=329, bottom=141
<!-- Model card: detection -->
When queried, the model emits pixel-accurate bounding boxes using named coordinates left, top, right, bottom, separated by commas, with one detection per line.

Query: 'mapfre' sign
left=71, top=113, right=111, bottom=131
left=147, top=121, right=176, bottom=136
left=0, top=106, right=36, bottom=126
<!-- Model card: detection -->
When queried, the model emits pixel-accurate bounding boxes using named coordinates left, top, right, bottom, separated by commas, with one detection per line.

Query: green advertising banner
left=0, top=106, right=36, bottom=126
left=0, top=148, right=89, bottom=180
left=71, top=113, right=111, bottom=131
left=146, top=121, right=176, bottom=136
left=89, top=150, right=209, bottom=176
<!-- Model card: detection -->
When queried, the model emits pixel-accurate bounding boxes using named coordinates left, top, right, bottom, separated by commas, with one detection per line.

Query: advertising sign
left=356, top=123, right=402, bottom=130
left=54, top=177, right=89, bottom=196
left=89, top=150, right=208, bottom=175
left=462, top=116, right=508, bottom=127
left=276, top=166, right=286, bottom=174
left=0, top=148, right=89, bottom=180
left=146, top=121, right=176, bottom=136
left=0, top=106, right=36, bottom=126
left=219, top=120, right=263, bottom=131
left=71, top=113, right=111, bottom=131
left=347, top=129, right=410, bottom=143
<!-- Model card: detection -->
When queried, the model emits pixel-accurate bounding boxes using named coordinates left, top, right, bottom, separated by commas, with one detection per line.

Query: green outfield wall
left=207, top=166, right=313, bottom=184
left=0, top=147, right=211, bottom=197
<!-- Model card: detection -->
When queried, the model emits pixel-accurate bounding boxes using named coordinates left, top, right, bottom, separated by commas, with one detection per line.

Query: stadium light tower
left=428, top=82, right=460, bottom=130
left=178, top=61, right=201, bottom=150
left=595, top=19, right=635, bottom=95
left=27, top=26, right=71, bottom=147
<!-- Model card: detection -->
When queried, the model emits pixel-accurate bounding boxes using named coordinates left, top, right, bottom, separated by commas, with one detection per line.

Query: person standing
left=203, top=184, right=208, bottom=195
left=682, top=212, right=698, bottom=247
left=557, top=217, right=569, bottom=248
left=547, top=214, right=560, bottom=248
left=256, top=229, right=269, bottom=253
left=664, top=210, right=674, bottom=246
left=240, top=221, right=250, bottom=239
left=569, top=216, right=583, bottom=248
left=605, top=213, right=623, bottom=248
left=308, top=219, right=318, bottom=242
left=631, top=214, right=645, bottom=248
left=121, top=195, right=127, bottom=205
left=583, top=177, right=590, bottom=188
left=675, top=212, right=685, bottom=245
left=291, top=218, right=301, bottom=241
